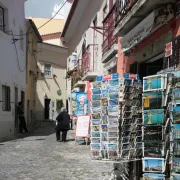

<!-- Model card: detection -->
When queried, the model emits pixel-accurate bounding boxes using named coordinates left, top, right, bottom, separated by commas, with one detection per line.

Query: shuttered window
left=2, top=85, right=11, bottom=111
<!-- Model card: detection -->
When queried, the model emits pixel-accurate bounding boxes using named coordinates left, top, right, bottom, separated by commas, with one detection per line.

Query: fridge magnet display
left=91, top=126, right=100, bottom=132
left=92, top=88, right=101, bottom=95
left=92, top=94, right=101, bottom=101
left=143, top=109, right=164, bottom=125
left=91, top=132, right=100, bottom=138
left=173, top=158, right=180, bottom=173
left=90, top=143, right=101, bottom=150
left=142, top=158, right=165, bottom=173
left=172, top=124, right=180, bottom=140
left=172, top=89, right=180, bottom=104
left=92, top=81, right=101, bottom=89
left=91, top=119, right=101, bottom=126
left=173, top=106, right=180, bottom=123
left=143, top=173, right=165, bottom=180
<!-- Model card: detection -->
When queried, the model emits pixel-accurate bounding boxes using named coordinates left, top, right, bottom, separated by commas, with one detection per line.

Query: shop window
left=44, top=63, right=52, bottom=77
left=2, top=85, right=11, bottom=111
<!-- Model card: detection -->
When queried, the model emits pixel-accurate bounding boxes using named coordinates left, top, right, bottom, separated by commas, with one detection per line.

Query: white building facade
left=0, top=0, right=27, bottom=139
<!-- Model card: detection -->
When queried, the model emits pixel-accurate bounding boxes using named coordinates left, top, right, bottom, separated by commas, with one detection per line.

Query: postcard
left=109, top=99, right=119, bottom=106
left=108, top=106, right=119, bottom=112
left=173, top=124, right=180, bottom=140
left=91, top=132, right=100, bottom=138
left=101, top=106, right=108, bottom=115
left=108, top=125, right=118, bottom=132
left=101, top=132, right=108, bottom=141
left=172, top=173, right=180, bottom=180
left=92, top=81, right=101, bottom=89
left=91, top=119, right=101, bottom=126
left=109, top=86, right=119, bottom=93
left=101, top=142, right=108, bottom=150
left=91, top=143, right=101, bottom=150
left=101, top=125, right=108, bottom=132
left=122, top=144, right=130, bottom=150
left=92, top=94, right=101, bottom=101
left=92, top=113, right=101, bottom=119
left=108, top=138, right=118, bottom=144
left=108, top=132, right=118, bottom=138
left=108, top=118, right=118, bottom=125
left=91, top=126, right=100, bottom=132
left=173, top=106, right=180, bottom=123
left=101, top=150, right=108, bottom=159
left=109, top=79, right=119, bottom=87
left=143, top=109, right=164, bottom=125
left=92, top=100, right=101, bottom=107
left=109, top=93, right=119, bottom=100
left=122, top=125, right=131, bottom=132
left=124, top=79, right=132, bottom=86
left=108, top=151, right=118, bottom=160
left=101, top=80, right=109, bottom=89
left=108, top=144, right=117, bottom=151
left=142, top=158, right=165, bottom=173
left=172, top=89, right=180, bottom=104
left=91, top=138, right=100, bottom=144
left=102, top=98, right=108, bottom=106
left=135, top=143, right=142, bottom=149
left=92, top=88, right=101, bottom=95
left=120, top=150, right=129, bottom=159
left=173, top=158, right=180, bottom=173
left=143, top=173, right=165, bottom=180
left=92, top=106, right=101, bottom=113
left=101, top=89, right=109, bottom=98
left=101, top=115, right=108, bottom=124
left=122, top=137, right=130, bottom=144
left=173, top=141, right=180, bottom=157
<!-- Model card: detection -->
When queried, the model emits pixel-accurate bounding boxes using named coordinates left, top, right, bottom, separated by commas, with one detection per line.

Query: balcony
left=114, top=0, right=176, bottom=37
left=81, top=45, right=98, bottom=81
left=102, top=4, right=118, bottom=63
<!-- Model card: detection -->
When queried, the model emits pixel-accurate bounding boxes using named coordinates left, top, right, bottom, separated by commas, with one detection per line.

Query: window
left=44, top=63, right=52, bottom=77
left=2, top=85, right=11, bottom=111
left=0, top=6, right=4, bottom=31
left=20, top=28, right=24, bottom=51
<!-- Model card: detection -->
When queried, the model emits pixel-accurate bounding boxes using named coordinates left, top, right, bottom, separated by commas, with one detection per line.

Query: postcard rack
left=142, top=74, right=168, bottom=179
left=90, top=74, right=120, bottom=161
left=119, top=77, right=143, bottom=161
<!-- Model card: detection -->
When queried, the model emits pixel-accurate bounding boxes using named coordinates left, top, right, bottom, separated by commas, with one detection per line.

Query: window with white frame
left=2, top=85, right=11, bottom=111
left=44, top=63, right=52, bottom=77
left=20, top=28, right=24, bottom=51
left=0, top=6, right=4, bottom=31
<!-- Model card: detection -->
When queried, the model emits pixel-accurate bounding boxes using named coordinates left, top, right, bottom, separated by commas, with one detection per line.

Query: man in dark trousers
left=55, top=107, right=70, bottom=142
left=17, top=101, right=28, bottom=133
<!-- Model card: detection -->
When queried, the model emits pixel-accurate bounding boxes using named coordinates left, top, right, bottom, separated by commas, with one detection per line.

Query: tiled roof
left=41, top=32, right=61, bottom=40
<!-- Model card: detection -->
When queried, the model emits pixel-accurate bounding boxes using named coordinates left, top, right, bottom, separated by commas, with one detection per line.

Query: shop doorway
left=44, top=99, right=51, bottom=119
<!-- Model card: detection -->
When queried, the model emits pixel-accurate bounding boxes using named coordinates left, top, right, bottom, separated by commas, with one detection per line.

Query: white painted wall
left=44, top=38, right=63, bottom=47
left=0, top=0, right=26, bottom=139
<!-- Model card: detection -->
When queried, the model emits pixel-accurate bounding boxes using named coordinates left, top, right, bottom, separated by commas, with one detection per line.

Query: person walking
left=17, top=101, right=28, bottom=133
left=55, top=107, right=70, bottom=142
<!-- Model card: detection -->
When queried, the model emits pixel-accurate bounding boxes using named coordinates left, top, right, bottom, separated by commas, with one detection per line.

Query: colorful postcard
left=101, top=115, right=108, bottom=124
left=108, top=151, right=118, bottom=160
left=143, top=173, right=165, bottom=180
left=108, top=125, right=118, bottom=132
left=91, top=119, right=101, bottom=126
left=91, top=138, right=100, bottom=144
left=122, top=144, right=130, bottom=150
left=91, top=126, right=100, bottom=132
left=122, top=125, right=131, bottom=132
left=108, top=138, right=118, bottom=144
left=92, top=81, right=101, bottom=89
left=173, top=106, right=180, bottom=123
left=109, top=86, right=119, bottom=93
left=173, top=158, right=180, bottom=173
left=101, top=125, right=108, bottom=132
left=101, top=89, right=109, bottom=98
left=101, top=106, right=108, bottom=115
left=101, top=80, right=109, bottom=89
left=143, top=109, right=164, bottom=125
left=101, top=150, right=108, bottom=159
left=124, top=79, right=132, bottom=86
left=172, top=173, right=180, bottom=180
left=92, top=94, right=101, bottom=101
left=108, top=132, right=118, bottom=138
left=92, top=100, right=101, bottom=107
left=90, top=143, right=100, bottom=150
left=102, top=98, right=108, bottom=106
left=173, top=141, right=180, bottom=156
left=109, top=79, right=119, bottom=87
left=108, top=144, right=117, bottom=151
left=173, top=124, right=180, bottom=140
left=108, top=118, right=118, bottom=125
left=92, top=88, right=101, bottom=95
left=172, top=89, right=180, bottom=104
left=143, top=92, right=163, bottom=109
left=122, top=136, right=130, bottom=144
left=108, top=106, right=119, bottom=112
left=109, top=93, right=119, bottom=100
left=91, top=132, right=100, bottom=138
left=92, top=113, right=100, bottom=119
left=109, top=99, right=119, bottom=106
left=92, top=106, right=101, bottom=113
left=120, top=150, right=129, bottom=159
left=142, top=158, right=165, bottom=173
left=101, top=142, right=108, bottom=150
left=101, top=132, right=108, bottom=141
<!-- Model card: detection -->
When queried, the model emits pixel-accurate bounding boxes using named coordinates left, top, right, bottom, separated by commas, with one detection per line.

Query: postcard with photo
left=142, top=158, right=165, bottom=173
left=108, top=118, right=118, bottom=125
left=108, top=106, right=119, bottom=112
left=109, top=86, right=119, bottom=94
left=101, top=142, right=108, bottom=150
left=109, top=99, right=119, bottom=106
left=108, top=125, right=118, bottom=132
left=101, top=89, right=109, bottom=98
left=109, top=93, right=119, bottom=100
left=122, top=125, right=131, bottom=132
left=135, top=142, right=142, bottom=149
left=123, top=112, right=132, bottom=119
left=108, top=151, right=118, bottom=160
left=91, top=132, right=100, bottom=138
left=92, top=106, right=101, bottom=114
left=124, top=79, right=132, bottom=86
left=108, top=144, right=118, bottom=151
left=92, top=113, right=101, bottom=119
left=143, top=173, right=165, bottom=180
left=135, top=136, right=142, bottom=143
left=101, top=106, right=108, bottom=115
left=172, top=173, right=180, bottom=180
left=101, top=150, right=108, bottom=159
left=101, top=124, right=108, bottom=132
left=91, top=143, right=101, bottom=150
left=91, top=126, right=100, bottom=132
left=109, top=79, right=119, bottom=87
left=92, top=88, right=101, bottom=95
left=101, top=80, right=109, bottom=89
left=92, top=81, right=101, bottom=89
left=101, top=98, right=108, bottom=106
left=92, top=100, right=101, bottom=107
left=173, top=158, right=180, bottom=173
left=172, top=124, right=180, bottom=140
left=122, top=136, right=130, bottom=144
left=91, top=138, right=100, bottom=144
left=101, top=132, right=108, bottom=141
left=108, top=132, right=118, bottom=138
left=91, top=119, right=101, bottom=126
left=92, top=94, right=101, bottom=101
left=172, top=89, right=180, bottom=104
left=120, top=150, right=129, bottom=159
left=122, top=131, right=131, bottom=137
left=173, top=141, right=180, bottom=156
left=143, top=109, right=164, bottom=125
left=143, top=92, right=164, bottom=109
left=173, top=106, right=180, bottom=123
left=122, top=144, right=130, bottom=150
left=101, top=116, right=108, bottom=125
left=108, top=138, right=118, bottom=144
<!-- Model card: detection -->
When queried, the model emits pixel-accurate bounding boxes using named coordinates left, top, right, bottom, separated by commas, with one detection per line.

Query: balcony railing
left=102, top=3, right=117, bottom=55
left=115, top=0, right=138, bottom=27
left=82, top=45, right=97, bottom=75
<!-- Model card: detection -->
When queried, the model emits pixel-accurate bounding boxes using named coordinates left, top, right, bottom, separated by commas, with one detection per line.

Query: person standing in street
left=55, top=107, right=70, bottom=142
left=17, top=101, right=28, bottom=133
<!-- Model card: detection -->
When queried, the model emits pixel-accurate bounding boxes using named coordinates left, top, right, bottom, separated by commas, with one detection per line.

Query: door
left=21, top=91, right=25, bottom=109
left=27, top=100, right=30, bottom=124
left=14, top=87, right=18, bottom=131
left=44, top=99, right=51, bottom=119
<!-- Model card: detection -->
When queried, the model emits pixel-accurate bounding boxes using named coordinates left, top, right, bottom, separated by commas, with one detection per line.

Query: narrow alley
left=0, top=126, right=112, bottom=180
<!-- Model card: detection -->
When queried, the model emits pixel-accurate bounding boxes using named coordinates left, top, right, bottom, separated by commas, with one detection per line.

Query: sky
left=25, top=0, right=71, bottom=19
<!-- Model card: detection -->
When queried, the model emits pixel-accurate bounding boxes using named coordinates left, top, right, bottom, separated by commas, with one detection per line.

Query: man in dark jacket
left=17, top=101, right=28, bottom=133
left=56, top=107, right=70, bottom=142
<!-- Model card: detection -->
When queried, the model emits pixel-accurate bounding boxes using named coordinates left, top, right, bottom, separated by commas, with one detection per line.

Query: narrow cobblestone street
left=0, top=125, right=112, bottom=180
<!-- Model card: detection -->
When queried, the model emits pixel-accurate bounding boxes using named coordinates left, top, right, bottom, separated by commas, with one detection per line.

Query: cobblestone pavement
left=0, top=126, right=113, bottom=180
